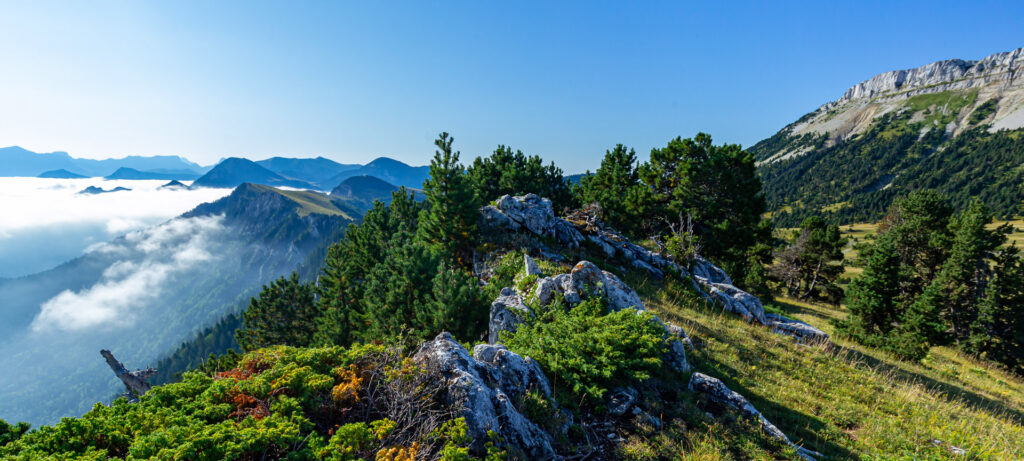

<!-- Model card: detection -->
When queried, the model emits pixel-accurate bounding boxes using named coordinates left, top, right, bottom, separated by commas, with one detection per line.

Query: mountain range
left=751, top=47, right=1024, bottom=225
left=0, top=183, right=364, bottom=425
left=0, top=146, right=207, bottom=178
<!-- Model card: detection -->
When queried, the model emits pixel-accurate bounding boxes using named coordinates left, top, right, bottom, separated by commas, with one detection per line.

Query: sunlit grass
left=627, top=275, right=1024, bottom=460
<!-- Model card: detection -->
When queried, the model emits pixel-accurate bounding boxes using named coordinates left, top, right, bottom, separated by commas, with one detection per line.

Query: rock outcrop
left=415, top=333, right=559, bottom=460
left=689, top=373, right=821, bottom=461
left=487, top=252, right=690, bottom=373
left=481, top=194, right=828, bottom=344
left=836, top=47, right=1023, bottom=105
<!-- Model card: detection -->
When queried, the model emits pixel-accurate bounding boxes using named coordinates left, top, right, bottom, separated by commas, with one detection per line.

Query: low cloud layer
left=31, top=215, right=227, bottom=332
left=0, top=178, right=230, bottom=277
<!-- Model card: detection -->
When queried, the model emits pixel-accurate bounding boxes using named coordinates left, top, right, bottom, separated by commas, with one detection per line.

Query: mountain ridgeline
left=751, top=47, right=1024, bottom=226
left=0, top=183, right=357, bottom=425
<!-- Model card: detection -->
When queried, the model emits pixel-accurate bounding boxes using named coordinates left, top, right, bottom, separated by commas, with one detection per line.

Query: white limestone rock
left=415, top=333, right=559, bottom=460
left=489, top=287, right=530, bottom=344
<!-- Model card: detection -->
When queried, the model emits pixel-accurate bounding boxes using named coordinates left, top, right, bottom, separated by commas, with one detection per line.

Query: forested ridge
left=2, top=131, right=1022, bottom=460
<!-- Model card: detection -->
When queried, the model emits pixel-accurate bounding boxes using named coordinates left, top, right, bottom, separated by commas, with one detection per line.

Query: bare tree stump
left=101, top=349, right=156, bottom=402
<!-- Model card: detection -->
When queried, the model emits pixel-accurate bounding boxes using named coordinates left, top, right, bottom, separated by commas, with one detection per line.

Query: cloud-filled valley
left=0, top=178, right=230, bottom=277
left=31, top=215, right=227, bottom=332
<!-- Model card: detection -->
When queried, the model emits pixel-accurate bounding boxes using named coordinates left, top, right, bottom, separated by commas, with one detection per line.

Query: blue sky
left=1, top=1, right=1021, bottom=173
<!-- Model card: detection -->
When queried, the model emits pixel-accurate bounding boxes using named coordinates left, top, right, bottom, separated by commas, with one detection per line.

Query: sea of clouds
left=0, top=177, right=231, bottom=278
left=31, top=215, right=228, bottom=332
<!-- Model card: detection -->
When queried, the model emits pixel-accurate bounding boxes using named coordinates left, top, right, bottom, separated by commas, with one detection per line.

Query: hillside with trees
left=3, top=131, right=1021, bottom=459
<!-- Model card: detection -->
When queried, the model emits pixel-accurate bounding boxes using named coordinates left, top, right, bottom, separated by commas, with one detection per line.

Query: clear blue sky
left=1, top=1, right=1021, bottom=173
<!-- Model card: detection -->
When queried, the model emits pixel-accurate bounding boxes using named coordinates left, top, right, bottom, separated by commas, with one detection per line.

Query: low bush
left=503, top=297, right=667, bottom=406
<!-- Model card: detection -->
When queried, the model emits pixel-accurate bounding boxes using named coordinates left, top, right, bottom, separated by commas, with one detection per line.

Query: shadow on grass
left=690, top=355, right=857, bottom=460
left=773, top=298, right=1024, bottom=425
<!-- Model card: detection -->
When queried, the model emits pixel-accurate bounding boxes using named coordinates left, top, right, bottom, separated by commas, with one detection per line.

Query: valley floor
left=629, top=276, right=1024, bottom=460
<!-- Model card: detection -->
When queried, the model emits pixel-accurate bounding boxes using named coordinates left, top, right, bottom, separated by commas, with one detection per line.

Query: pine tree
left=362, top=240, right=440, bottom=341
left=576, top=144, right=651, bottom=237
left=839, top=234, right=901, bottom=346
left=969, top=244, right=1024, bottom=372
left=769, top=216, right=847, bottom=302
left=878, top=190, right=954, bottom=298
left=315, top=189, right=422, bottom=346
left=930, top=201, right=1008, bottom=344
left=467, top=145, right=574, bottom=210
left=236, top=272, right=318, bottom=351
left=418, top=132, right=478, bottom=267
left=419, top=263, right=487, bottom=342
left=638, top=133, right=772, bottom=295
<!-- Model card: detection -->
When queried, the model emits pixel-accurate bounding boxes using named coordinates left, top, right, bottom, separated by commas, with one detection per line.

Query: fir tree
left=236, top=272, right=318, bottom=351
left=418, top=132, right=478, bottom=267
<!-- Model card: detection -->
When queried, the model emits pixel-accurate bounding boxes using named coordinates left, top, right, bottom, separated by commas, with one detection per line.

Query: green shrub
left=503, top=297, right=667, bottom=406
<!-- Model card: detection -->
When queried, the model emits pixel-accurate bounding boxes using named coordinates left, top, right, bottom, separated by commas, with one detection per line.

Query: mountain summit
left=751, top=47, right=1024, bottom=225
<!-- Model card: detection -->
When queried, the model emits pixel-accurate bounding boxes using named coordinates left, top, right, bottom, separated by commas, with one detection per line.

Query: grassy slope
left=628, top=275, right=1024, bottom=460
left=248, top=183, right=356, bottom=219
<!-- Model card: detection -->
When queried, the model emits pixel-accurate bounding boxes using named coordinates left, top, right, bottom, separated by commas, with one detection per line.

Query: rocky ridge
left=759, top=47, right=1024, bottom=165
left=481, top=194, right=827, bottom=344
left=453, top=193, right=823, bottom=459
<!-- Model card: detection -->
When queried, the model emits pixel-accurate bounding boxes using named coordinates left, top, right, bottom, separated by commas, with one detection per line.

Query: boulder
left=765, top=313, right=830, bottom=344
left=569, top=261, right=606, bottom=299
left=606, top=386, right=638, bottom=416
left=600, top=270, right=644, bottom=312
left=524, top=253, right=542, bottom=276
left=415, top=333, right=559, bottom=460
left=489, top=287, right=530, bottom=344
left=472, top=343, right=553, bottom=400
left=534, top=277, right=558, bottom=306
left=495, top=194, right=553, bottom=235
left=689, top=373, right=820, bottom=461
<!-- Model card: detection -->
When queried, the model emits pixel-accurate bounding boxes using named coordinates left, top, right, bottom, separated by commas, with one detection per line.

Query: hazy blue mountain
left=0, top=146, right=205, bottom=177
left=329, top=175, right=401, bottom=210
left=37, top=169, right=87, bottom=179
left=103, top=167, right=201, bottom=181
left=0, top=183, right=356, bottom=425
left=77, top=186, right=131, bottom=195
left=191, top=158, right=318, bottom=189
left=320, top=157, right=429, bottom=190
left=256, top=156, right=360, bottom=186
left=158, top=180, right=188, bottom=189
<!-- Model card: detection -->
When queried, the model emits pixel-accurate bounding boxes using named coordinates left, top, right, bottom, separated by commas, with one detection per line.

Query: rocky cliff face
left=750, top=48, right=1024, bottom=225
left=759, top=47, right=1024, bottom=165
left=836, top=48, right=1023, bottom=104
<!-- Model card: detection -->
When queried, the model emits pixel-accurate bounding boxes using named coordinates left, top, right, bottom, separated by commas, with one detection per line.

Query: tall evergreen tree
left=419, top=263, right=487, bottom=342
left=236, top=272, right=318, bottom=351
left=575, top=144, right=651, bottom=237
left=929, top=201, right=1009, bottom=344
left=969, top=244, right=1024, bottom=372
left=315, top=189, right=422, bottom=346
left=362, top=240, right=440, bottom=341
left=418, top=132, right=478, bottom=267
left=839, top=234, right=901, bottom=346
left=877, top=190, right=954, bottom=298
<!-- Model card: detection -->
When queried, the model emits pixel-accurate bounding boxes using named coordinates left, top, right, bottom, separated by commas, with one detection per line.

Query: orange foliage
left=375, top=442, right=421, bottom=461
